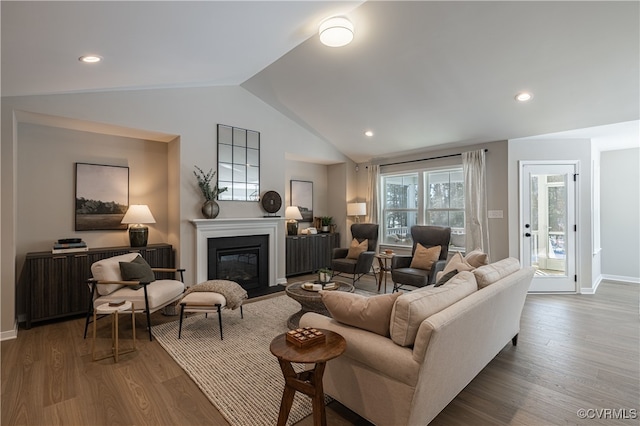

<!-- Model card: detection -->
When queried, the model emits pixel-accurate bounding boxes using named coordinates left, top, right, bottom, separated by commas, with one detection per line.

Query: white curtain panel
left=463, top=150, right=490, bottom=259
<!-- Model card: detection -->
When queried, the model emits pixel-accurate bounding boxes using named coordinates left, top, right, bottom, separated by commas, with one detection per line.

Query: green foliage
left=321, top=216, right=333, bottom=226
left=194, top=166, right=228, bottom=201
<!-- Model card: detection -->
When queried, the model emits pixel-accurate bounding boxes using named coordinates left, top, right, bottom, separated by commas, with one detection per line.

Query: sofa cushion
left=91, top=252, right=140, bottom=295
left=473, top=257, right=521, bottom=288
left=321, top=290, right=402, bottom=336
left=436, top=252, right=475, bottom=282
left=409, top=243, right=441, bottom=270
left=390, top=271, right=478, bottom=346
left=347, top=238, right=368, bottom=259
left=464, top=249, right=489, bottom=268
left=119, top=256, right=155, bottom=289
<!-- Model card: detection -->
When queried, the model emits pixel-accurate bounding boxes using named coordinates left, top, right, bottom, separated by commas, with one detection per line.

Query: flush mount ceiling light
left=364, top=130, right=374, bottom=137
left=79, top=55, right=102, bottom=63
left=515, top=92, right=533, bottom=102
left=319, top=16, right=354, bottom=47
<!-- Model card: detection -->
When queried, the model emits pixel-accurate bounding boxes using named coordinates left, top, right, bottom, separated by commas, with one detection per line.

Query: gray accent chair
left=331, top=223, right=379, bottom=285
left=391, top=225, right=451, bottom=292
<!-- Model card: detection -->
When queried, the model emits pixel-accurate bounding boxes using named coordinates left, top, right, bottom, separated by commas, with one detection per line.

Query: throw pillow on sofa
left=409, top=243, right=441, bottom=270
left=346, top=238, right=368, bottom=259
left=389, top=271, right=478, bottom=347
left=320, top=290, right=402, bottom=337
left=434, top=269, right=458, bottom=287
left=464, top=249, right=489, bottom=268
left=436, top=252, right=475, bottom=282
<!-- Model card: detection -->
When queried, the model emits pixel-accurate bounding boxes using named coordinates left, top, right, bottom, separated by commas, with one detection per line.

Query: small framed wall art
left=75, top=163, right=129, bottom=231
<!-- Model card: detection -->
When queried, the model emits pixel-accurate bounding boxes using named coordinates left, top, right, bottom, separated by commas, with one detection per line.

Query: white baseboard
left=0, top=321, right=18, bottom=341
left=601, top=274, right=640, bottom=284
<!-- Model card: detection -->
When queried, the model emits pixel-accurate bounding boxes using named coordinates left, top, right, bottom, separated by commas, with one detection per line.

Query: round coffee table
left=285, top=280, right=354, bottom=329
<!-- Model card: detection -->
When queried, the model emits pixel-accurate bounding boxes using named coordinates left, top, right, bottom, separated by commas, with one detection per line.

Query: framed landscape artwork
left=291, top=180, right=313, bottom=222
left=75, top=163, right=129, bottom=231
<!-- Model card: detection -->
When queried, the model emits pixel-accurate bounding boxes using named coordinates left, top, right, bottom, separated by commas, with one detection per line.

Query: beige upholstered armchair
left=331, top=223, right=379, bottom=285
left=83, top=252, right=186, bottom=341
left=391, top=225, right=451, bottom=291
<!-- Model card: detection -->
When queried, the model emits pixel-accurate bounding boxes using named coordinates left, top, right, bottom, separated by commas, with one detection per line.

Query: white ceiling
left=2, top=1, right=638, bottom=163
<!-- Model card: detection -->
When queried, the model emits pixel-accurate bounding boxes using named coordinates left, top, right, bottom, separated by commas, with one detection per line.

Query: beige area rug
left=153, top=295, right=317, bottom=426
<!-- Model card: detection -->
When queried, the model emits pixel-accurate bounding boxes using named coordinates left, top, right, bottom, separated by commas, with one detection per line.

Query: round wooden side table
left=285, top=281, right=354, bottom=329
left=270, top=329, right=346, bottom=426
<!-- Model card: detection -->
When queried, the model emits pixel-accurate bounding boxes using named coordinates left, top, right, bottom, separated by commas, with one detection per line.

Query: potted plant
left=320, top=216, right=332, bottom=233
left=194, top=166, right=228, bottom=219
left=318, top=267, right=332, bottom=283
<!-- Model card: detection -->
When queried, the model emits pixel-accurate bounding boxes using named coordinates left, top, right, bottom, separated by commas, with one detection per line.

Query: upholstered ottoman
left=177, top=280, right=247, bottom=340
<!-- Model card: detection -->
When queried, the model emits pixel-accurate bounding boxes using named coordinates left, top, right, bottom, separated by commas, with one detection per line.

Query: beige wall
left=1, top=85, right=351, bottom=337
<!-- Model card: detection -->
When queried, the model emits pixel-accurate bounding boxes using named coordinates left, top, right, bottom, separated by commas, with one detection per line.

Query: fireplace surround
left=192, top=218, right=283, bottom=287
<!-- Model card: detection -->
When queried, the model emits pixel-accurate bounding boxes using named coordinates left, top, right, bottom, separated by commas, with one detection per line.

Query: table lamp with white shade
left=285, top=206, right=303, bottom=236
left=121, top=204, right=156, bottom=247
left=347, top=202, right=366, bottom=223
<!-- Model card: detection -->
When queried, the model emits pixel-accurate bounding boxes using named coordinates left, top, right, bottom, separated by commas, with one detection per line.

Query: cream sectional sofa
left=300, top=257, right=535, bottom=425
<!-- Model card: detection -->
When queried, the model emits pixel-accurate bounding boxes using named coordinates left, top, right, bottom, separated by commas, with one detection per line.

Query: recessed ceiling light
left=364, top=130, right=374, bottom=137
left=319, top=17, right=354, bottom=47
left=515, top=92, right=533, bottom=102
left=79, top=55, right=102, bottom=63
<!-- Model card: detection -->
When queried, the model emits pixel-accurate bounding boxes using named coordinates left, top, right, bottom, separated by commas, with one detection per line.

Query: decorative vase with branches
left=194, top=166, right=228, bottom=218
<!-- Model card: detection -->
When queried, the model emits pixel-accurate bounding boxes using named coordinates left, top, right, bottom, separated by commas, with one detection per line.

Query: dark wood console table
left=22, top=243, right=174, bottom=329
left=285, top=233, right=340, bottom=276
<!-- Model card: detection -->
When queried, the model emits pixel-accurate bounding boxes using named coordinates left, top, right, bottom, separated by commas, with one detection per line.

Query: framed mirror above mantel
left=217, top=124, right=260, bottom=202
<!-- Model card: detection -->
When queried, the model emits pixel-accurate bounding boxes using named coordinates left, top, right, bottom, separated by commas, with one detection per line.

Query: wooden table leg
left=376, top=257, right=384, bottom=292
left=311, top=362, right=327, bottom=426
left=276, top=359, right=328, bottom=426
left=276, top=360, right=298, bottom=426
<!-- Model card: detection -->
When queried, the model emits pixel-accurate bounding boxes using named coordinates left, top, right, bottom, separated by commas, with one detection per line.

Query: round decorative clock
left=261, top=190, right=282, bottom=216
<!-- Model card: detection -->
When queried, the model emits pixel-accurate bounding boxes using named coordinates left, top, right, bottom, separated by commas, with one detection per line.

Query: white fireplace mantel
left=191, top=218, right=284, bottom=285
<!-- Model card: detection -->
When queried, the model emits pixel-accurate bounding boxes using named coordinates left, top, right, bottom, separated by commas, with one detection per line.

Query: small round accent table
left=285, top=281, right=354, bottom=329
left=270, top=329, right=346, bottom=426
left=92, top=301, right=136, bottom=363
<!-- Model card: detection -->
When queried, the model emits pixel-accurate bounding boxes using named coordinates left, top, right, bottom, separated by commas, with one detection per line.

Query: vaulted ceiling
left=2, top=1, right=638, bottom=163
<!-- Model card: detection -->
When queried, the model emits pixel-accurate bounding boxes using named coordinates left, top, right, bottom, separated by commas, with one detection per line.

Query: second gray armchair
left=391, top=225, right=451, bottom=292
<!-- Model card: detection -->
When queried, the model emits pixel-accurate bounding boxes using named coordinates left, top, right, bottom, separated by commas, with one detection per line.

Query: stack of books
left=52, top=238, right=88, bottom=254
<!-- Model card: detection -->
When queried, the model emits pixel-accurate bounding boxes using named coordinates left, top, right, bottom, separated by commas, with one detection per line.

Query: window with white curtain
left=381, top=168, right=465, bottom=247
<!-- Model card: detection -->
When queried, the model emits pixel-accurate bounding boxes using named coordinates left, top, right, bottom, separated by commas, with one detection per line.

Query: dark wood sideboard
left=285, top=233, right=340, bottom=277
left=22, top=243, right=174, bottom=329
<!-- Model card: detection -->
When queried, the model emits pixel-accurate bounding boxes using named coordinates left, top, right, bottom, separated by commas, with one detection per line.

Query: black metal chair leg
left=217, top=305, right=223, bottom=340
left=178, top=304, right=185, bottom=339
left=240, top=305, right=244, bottom=319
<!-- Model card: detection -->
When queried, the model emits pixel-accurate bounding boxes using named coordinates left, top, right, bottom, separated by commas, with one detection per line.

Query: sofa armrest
left=391, top=255, right=412, bottom=269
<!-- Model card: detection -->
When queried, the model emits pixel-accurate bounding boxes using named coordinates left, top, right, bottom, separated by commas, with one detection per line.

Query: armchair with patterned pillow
left=391, top=225, right=451, bottom=292
left=331, top=223, right=379, bottom=285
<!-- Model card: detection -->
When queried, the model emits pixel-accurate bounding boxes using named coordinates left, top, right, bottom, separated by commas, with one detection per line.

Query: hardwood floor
left=2, top=277, right=638, bottom=425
